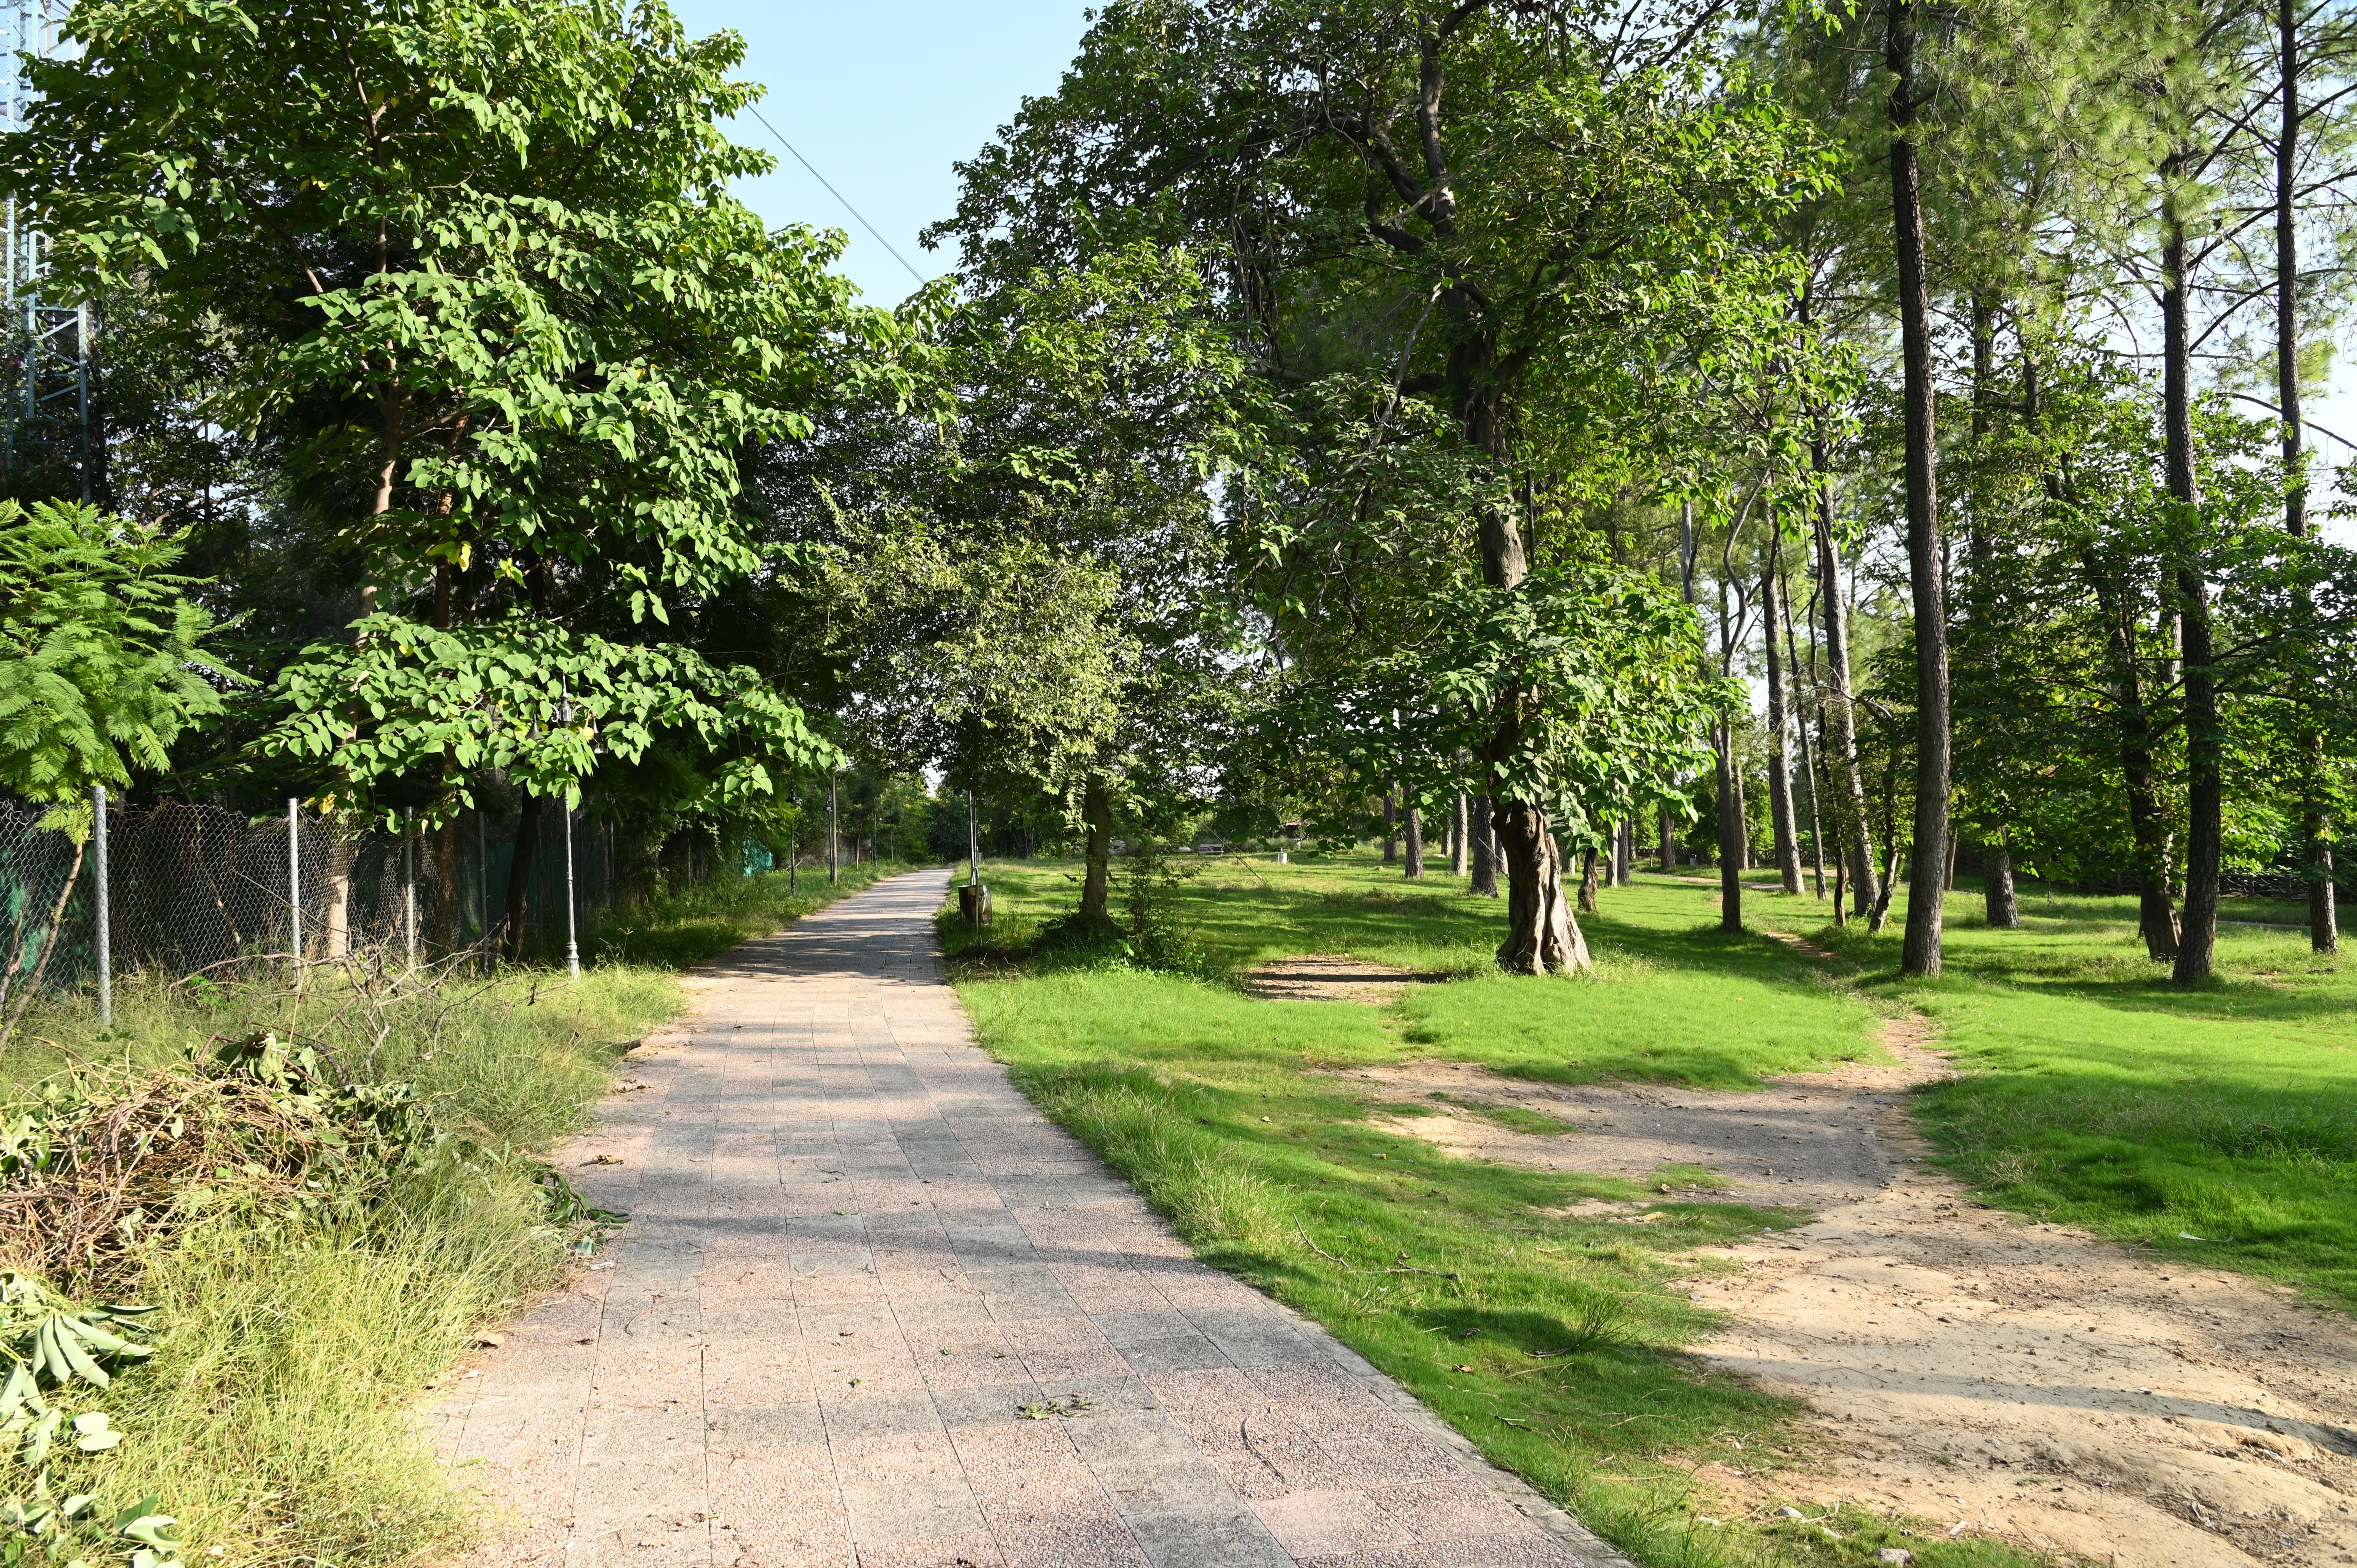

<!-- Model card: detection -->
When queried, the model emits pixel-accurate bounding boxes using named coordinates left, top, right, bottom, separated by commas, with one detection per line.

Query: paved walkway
left=439, top=870, right=1627, bottom=1568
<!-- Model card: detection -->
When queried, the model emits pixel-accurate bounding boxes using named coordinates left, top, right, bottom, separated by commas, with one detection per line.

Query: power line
left=745, top=106, right=928, bottom=288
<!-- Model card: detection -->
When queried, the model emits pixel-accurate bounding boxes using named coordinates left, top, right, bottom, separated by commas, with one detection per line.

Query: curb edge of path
left=1269, top=1298, right=1643, bottom=1568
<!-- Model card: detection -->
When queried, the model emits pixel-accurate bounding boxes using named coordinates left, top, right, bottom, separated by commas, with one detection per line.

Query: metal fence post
left=91, top=784, right=110, bottom=1028
left=287, top=797, right=302, bottom=982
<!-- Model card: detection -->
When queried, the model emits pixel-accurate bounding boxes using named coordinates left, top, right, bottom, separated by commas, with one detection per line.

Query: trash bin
left=958, top=883, right=993, bottom=926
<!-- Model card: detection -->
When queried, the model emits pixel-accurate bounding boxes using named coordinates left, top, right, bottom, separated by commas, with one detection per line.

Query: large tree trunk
left=1403, top=805, right=1425, bottom=878
left=1716, top=723, right=1744, bottom=932
left=2162, top=184, right=2221, bottom=986
left=1080, top=772, right=1113, bottom=925
left=1469, top=794, right=1500, bottom=897
left=1966, top=298, right=2021, bottom=931
left=1888, top=0, right=1951, bottom=977
left=2088, top=561, right=2181, bottom=959
left=1578, top=848, right=1599, bottom=913
left=1813, top=478, right=1879, bottom=920
left=2276, top=4, right=2339, bottom=955
left=1495, top=797, right=1589, bottom=973
left=1457, top=332, right=1583, bottom=969
left=501, top=793, right=544, bottom=962
left=1762, top=553, right=1804, bottom=895
left=1785, top=560, right=1829, bottom=900
left=1659, top=804, right=1677, bottom=874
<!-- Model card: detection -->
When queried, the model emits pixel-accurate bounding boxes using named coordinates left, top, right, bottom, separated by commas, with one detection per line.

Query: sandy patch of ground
left=1691, top=1152, right=2357, bottom=1566
left=1326, top=1025, right=2357, bottom=1564
left=1332, top=1024, right=1947, bottom=1212
left=1248, top=953, right=1431, bottom=1003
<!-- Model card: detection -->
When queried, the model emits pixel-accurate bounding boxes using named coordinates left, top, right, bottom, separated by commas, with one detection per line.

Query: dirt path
left=1245, top=955, right=1431, bottom=1005
left=1313, top=1022, right=2357, bottom=1565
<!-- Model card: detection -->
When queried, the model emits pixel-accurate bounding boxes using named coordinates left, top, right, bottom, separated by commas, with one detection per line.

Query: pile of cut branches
left=0, top=1033, right=442, bottom=1292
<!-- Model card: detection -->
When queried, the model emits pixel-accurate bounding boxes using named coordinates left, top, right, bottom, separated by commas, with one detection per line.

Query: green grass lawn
left=943, top=850, right=2074, bottom=1568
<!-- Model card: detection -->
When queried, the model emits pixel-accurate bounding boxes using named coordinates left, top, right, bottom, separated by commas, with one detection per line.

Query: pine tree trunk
left=1966, top=297, right=2021, bottom=931
left=1803, top=279, right=1879, bottom=920
left=1717, top=723, right=1744, bottom=933
left=1813, top=451, right=1879, bottom=920
left=2276, top=3, right=2340, bottom=955
left=2090, top=563, right=2181, bottom=959
left=1888, top=0, right=1950, bottom=978
left=1763, top=554, right=1803, bottom=895
left=1469, top=794, right=1500, bottom=898
left=1081, top=772, right=1112, bottom=925
left=1735, top=751, right=1753, bottom=871
left=1784, top=559, right=1829, bottom=900
left=2162, top=185, right=2221, bottom=986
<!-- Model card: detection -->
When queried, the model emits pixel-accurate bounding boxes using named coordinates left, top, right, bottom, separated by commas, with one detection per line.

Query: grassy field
left=943, top=847, right=2352, bottom=1568
left=0, top=860, right=893, bottom=1568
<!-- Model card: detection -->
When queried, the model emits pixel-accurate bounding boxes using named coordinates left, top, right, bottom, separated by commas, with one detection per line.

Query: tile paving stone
left=440, top=870, right=1631, bottom=1568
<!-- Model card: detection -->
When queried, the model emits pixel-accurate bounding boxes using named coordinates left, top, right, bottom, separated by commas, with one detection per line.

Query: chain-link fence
left=0, top=796, right=627, bottom=1016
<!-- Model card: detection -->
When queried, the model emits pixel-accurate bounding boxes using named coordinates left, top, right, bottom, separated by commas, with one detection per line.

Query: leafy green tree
left=5, top=0, right=919, bottom=947
left=0, top=501, right=236, bottom=807
left=775, top=242, right=1249, bottom=927
left=938, top=0, right=1834, bottom=972
left=0, top=501, right=239, bottom=1037
left=2, top=0, right=901, bottom=735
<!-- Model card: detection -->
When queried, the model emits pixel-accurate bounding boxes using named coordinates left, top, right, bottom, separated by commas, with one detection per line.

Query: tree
left=1882, top=0, right=1954, bottom=975
left=0, top=501, right=239, bottom=1040
left=940, top=0, right=1830, bottom=973
left=776, top=243, right=1248, bottom=928
left=7, top=0, right=910, bottom=937
left=0, top=502, right=236, bottom=807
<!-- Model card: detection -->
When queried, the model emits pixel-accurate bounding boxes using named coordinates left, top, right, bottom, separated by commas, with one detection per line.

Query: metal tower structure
left=0, top=0, right=92, bottom=500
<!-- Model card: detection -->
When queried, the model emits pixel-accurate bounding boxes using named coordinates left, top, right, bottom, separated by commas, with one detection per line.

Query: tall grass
left=0, top=861, right=910, bottom=1568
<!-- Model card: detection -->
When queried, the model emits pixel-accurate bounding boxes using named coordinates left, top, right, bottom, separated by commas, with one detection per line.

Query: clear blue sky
left=670, top=0, right=1095, bottom=307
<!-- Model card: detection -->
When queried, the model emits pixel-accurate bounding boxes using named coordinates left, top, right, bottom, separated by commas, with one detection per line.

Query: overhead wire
left=745, top=105, right=929, bottom=288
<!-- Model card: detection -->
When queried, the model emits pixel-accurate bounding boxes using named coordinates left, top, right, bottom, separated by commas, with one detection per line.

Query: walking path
left=438, top=869, right=1627, bottom=1568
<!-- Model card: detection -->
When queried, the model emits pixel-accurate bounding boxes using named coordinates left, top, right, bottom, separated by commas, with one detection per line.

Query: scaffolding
left=0, top=0, right=92, bottom=499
